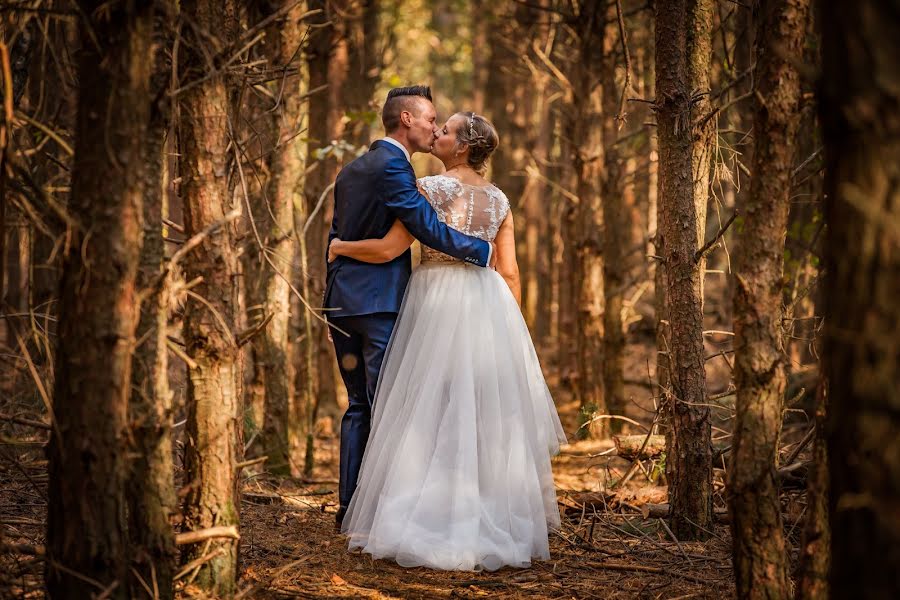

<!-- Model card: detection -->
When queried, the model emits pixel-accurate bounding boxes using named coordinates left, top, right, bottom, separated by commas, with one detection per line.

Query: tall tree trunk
left=721, top=2, right=755, bottom=330
left=471, top=9, right=488, bottom=115
left=637, top=18, right=668, bottom=421
left=600, top=3, right=628, bottom=434
left=177, top=0, right=243, bottom=595
left=45, top=2, right=153, bottom=597
left=655, top=0, right=714, bottom=539
left=302, top=0, right=345, bottom=470
left=485, top=3, right=528, bottom=206
left=818, top=2, right=900, bottom=597
left=250, top=1, right=308, bottom=478
left=727, top=0, right=809, bottom=595
left=519, top=1, right=553, bottom=336
left=344, top=0, right=380, bottom=149
left=796, top=378, right=829, bottom=600
left=688, top=0, right=713, bottom=306
left=565, top=2, right=606, bottom=439
left=127, top=10, right=177, bottom=597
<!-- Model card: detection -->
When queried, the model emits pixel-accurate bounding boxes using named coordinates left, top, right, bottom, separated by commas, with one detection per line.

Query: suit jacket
left=324, top=139, right=490, bottom=318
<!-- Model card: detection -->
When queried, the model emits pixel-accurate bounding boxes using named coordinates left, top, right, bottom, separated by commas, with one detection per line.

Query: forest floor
left=229, top=417, right=738, bottom=600
left=1, top=381, right=743, bottom=600
left=2, top=277, right=822, bottom=598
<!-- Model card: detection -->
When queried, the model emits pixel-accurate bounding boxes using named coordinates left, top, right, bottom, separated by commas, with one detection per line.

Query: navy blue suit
left=325, top=139, right=490, bottom=518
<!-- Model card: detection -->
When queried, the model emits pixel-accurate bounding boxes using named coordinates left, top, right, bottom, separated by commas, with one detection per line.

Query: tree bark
left=127, top=8, right=177, bottom=597
left=518, top=0, right=553, bottom=337
left=795, top=379, right=829, bottom=600
left=655, top=0, right=714, bottom=539
left=344, top=0, right=380, bottom=149
left=485, top=3, right=528, bottom=207
left=600, top=3, right=628, bottom=434
left=640, top=18, right=667, bottom=421
left=177, top=0, right=243, bottom=595
left=565, top=2, right=607, bottom=440
left=45, top=2, right=153, bottom=597
left=728, top=0, right=809, bottom=595
left=720, top=1, right=755, bottom=330
left=250, top=0, right=308, bottom=478
left=302, top=0, right=345, bottom=470
left=818, top=1, right=900, bottom=597
left=687, top=0, right=713, bottom=306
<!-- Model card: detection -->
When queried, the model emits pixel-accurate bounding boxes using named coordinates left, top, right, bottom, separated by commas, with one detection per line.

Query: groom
left=324, top=86, right=494, bottom=528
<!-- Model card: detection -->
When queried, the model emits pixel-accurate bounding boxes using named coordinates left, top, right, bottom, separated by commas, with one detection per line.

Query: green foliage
left=312, top=140, right=368, bottom=162
left=575, top=403, right=598, bottom=440
left=345, top=109, right=380, bottom=128
left=376, top=0, right=477, bottom=118
left=649, top=454, right=666, bottom=484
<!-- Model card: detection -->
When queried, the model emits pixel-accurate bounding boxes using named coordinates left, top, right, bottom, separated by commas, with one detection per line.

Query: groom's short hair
left=382, top=86, right=433, bottom=133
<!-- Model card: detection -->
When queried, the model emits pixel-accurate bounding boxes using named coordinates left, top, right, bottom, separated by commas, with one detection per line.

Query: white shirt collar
left=380, top=136, right=411, bottom=163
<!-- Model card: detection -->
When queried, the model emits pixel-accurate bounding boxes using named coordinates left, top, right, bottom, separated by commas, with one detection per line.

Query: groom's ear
left=399, top=110, right=413, bottom=128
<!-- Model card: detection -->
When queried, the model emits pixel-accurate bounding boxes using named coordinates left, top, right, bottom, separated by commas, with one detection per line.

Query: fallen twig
left=174, top=547, right=227, bottom=580
left=174, top=525, right=240, bottom=546
left=583, top=560, right=711, bottom=586
left=0, top=412, right=51, bottom=430
left=1, top=541, right=45, bottom=556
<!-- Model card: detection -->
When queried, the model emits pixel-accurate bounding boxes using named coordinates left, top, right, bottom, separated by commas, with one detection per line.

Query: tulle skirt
left=342, top=262, right=567, bottom=571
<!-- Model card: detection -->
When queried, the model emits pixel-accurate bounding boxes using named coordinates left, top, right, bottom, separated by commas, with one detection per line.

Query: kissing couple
left=324, top=85, right=567, bottom=571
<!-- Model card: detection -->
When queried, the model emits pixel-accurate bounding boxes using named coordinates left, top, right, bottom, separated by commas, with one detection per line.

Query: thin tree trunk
left=251, top=1, right=308, bottom=478
left=344, top=0, right=379, bottom=149
left=471, top=9, right=488, bottom=115
left=655, top=0, right=714, bottom=539
left=818, top=2, right=900, bottom=597
left=566, top=2, right=606, bottom=440
left=127, top=10, right=177, bottom=597
left=177, top=0, right=243, bottom=594
left=485, top=3, right=528, bottom=205
left=688, top=0, right=713, bottom=306
left=728, top=0, right=809, bottom=595
left=520, top=29, right=553, bottom=334
left=45, top=2, right=153, bottom=597
left=796, top=379, right=829, bottom=600
left=284, top=1, right=312, bottom=477
left=302, top=0, right=343, bottom=469
left=600, top=4, right=627, bottom=433
left=640, top=19, right=667, bottom=422
left=721, top=2, right=755, bottom=330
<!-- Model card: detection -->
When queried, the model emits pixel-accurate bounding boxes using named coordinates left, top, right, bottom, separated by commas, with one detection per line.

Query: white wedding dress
left=342, top=174, right=567, bottom=571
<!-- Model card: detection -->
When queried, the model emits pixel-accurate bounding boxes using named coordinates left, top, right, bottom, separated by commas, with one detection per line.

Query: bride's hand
left=328, top=239, right=342, bottom=263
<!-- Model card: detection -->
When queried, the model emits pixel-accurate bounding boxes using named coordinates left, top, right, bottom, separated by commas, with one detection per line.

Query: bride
left=328, top=111, right=567, bottom=571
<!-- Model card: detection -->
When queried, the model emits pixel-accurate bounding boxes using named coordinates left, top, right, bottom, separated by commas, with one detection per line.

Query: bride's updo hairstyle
left=455, top=112, right=499, bottom=176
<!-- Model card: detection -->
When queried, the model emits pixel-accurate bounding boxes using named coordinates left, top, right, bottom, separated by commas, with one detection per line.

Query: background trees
left=0, top=0, right=895, bottom=597
left=819, top=1, right=900, bottom=597
left=44, top=2, right=154, bottom=597
left=176, top=0, right=244, bottom=594
left=654, top=0, right=714, bottom=539
left=728, top=0, right=810, bottom=596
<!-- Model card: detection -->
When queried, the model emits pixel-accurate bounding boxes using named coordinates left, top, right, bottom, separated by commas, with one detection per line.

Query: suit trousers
left=327, top=312, right=397, bottom=516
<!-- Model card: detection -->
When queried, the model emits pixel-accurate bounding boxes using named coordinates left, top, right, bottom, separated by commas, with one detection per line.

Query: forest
left=0, top=0, right=897, bottom=598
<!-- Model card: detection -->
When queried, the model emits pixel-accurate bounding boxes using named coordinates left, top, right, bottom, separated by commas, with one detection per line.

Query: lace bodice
left=417, top=175, right=510, bottom=264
